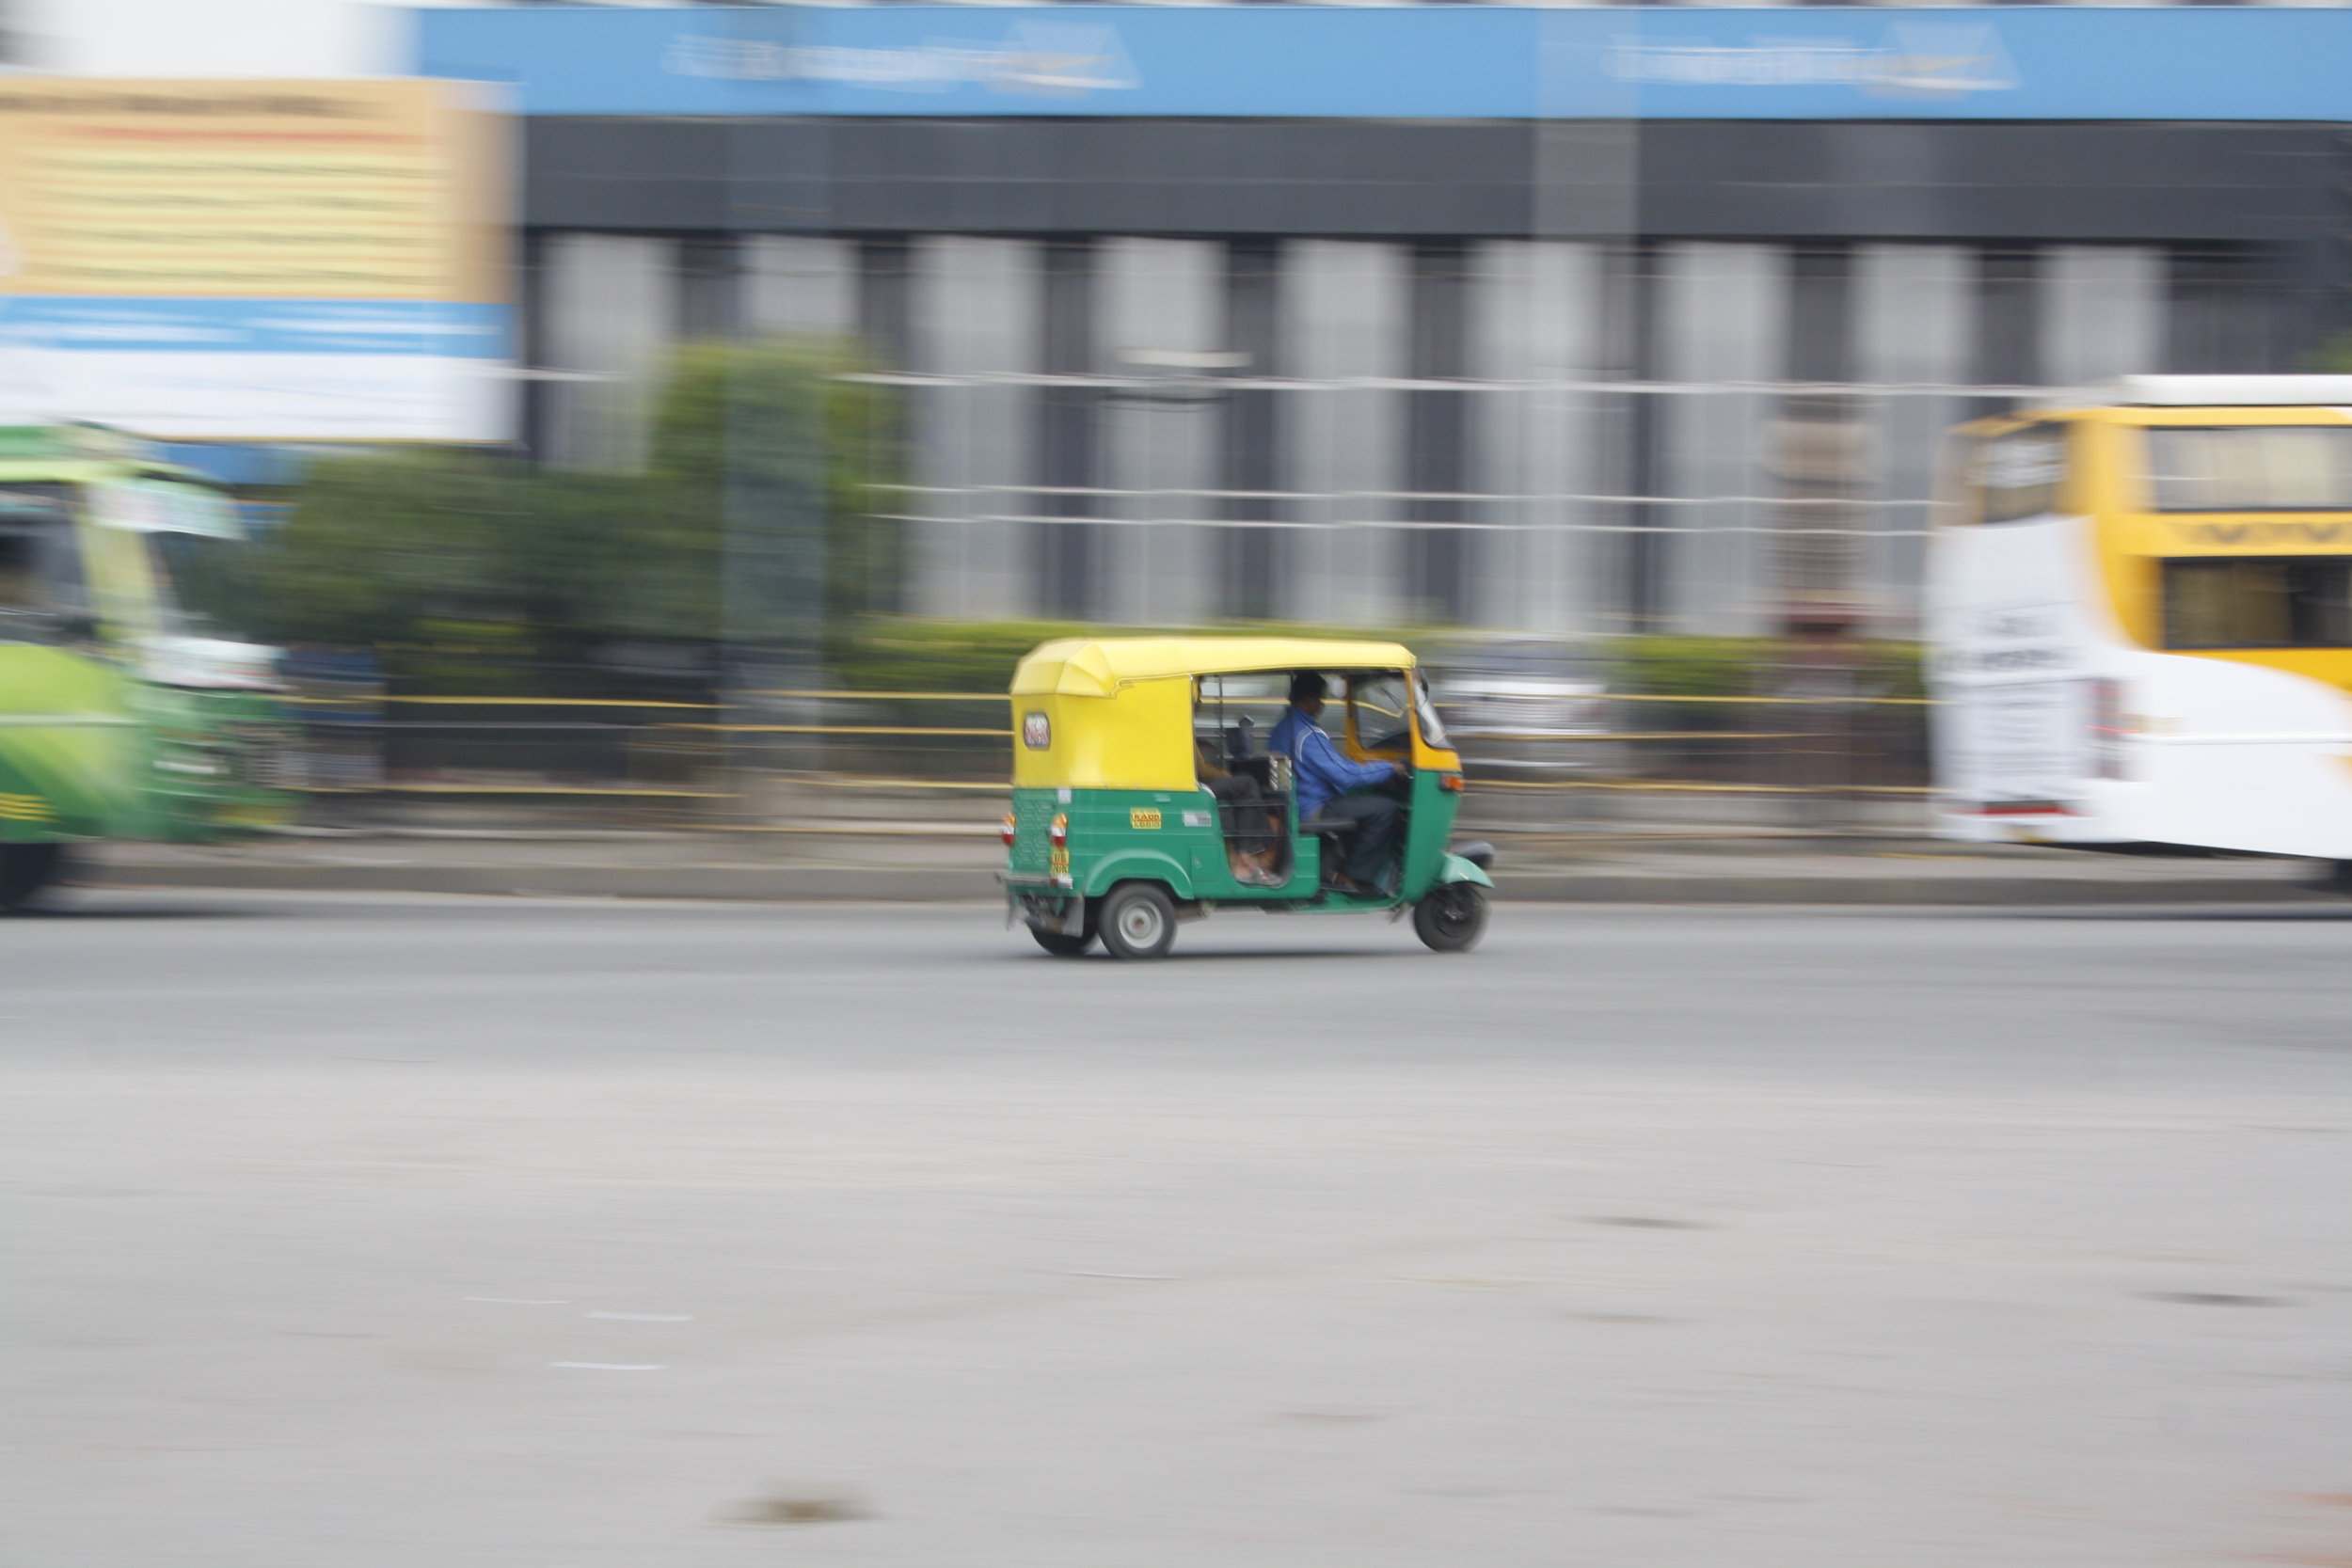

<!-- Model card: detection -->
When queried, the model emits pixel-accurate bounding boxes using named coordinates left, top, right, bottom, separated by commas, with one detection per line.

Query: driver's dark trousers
left=1309, top=794, right=1401, bottom=890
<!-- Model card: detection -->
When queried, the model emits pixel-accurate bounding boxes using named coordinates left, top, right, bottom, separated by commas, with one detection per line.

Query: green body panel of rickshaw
left=1004, top=768, right=1466, bottom=913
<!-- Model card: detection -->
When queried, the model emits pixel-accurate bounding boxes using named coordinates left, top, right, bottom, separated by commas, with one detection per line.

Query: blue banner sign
left=0, top=299, right=510, bottom=359
left=416, top=5, right=2352, bottom=122
left=0, top=298, right=512, bottom=442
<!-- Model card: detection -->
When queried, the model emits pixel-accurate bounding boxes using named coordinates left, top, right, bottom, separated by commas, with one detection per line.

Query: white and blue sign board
left=0, top=298, right=511, bottom=442
left=416, top=5, right=2352, bottom=122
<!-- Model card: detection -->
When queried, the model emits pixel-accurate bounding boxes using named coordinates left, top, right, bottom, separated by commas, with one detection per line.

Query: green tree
left=651, top=337, right=902, bottom=663
left=251, top=335, right=898, bottom=694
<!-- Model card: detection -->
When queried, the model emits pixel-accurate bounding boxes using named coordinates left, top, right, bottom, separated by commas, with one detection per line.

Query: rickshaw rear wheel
left=1412, top=884, right=1487, bottom=954
left=1029, top=922, right=1095, bottom=958
left=1098, top=882, right=1177, bottom=961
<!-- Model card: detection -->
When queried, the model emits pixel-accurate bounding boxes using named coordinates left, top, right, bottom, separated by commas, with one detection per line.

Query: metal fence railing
left=280, top=689, right=1932, bottom=834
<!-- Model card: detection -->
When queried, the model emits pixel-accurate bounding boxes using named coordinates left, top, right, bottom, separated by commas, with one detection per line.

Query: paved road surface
left=5, top=894, right=2349, bottom=1567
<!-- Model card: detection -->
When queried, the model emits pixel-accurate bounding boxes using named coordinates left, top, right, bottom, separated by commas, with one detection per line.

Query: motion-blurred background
left=5, top=0, right=2341, bottom=841
left=10, top=14, right=2352, bottom=1565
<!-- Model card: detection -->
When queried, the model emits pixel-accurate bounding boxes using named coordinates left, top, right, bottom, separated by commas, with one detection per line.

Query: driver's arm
left=1304, top=723, right=1395, bottom=791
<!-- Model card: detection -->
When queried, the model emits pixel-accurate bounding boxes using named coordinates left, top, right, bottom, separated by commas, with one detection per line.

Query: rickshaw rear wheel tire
left=1029, top=923, right=1095, bottom=958
left=1412, top=884, right=1487, bottom=954
left=1098, top=882, right=1177, bottom=961
left=0, top=842, right=67, bottom=914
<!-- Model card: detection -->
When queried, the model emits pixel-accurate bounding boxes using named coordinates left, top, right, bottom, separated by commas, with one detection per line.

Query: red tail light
left=1049, top=813, right=1069, bottom=847
left=1438, top=772, right=1465, bottom=793
left=1000, top=813, right=1017, bottom=848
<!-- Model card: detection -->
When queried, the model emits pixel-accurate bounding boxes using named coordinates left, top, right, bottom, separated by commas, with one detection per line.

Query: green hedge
left=1605, top=637, right=1924, bottom=745
left=833, top=617, right=1433, bottom=695
left=835, top=621, right=1924, bottom=704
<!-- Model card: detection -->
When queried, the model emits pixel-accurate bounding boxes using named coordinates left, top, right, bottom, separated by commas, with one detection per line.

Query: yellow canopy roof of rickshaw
left=1009, top=637, right=1418, bottom=698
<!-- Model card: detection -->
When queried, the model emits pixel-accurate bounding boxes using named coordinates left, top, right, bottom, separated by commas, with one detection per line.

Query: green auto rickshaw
left=1001, top=636, right=1494, bottom=959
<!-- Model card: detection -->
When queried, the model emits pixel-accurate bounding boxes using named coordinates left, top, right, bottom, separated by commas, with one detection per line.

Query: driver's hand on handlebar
left=1389, top=758, right=1410, bottom=776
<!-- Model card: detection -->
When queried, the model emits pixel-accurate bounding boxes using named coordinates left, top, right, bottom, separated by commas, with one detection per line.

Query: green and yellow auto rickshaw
left=1001, top=637, right=1494, bottom=958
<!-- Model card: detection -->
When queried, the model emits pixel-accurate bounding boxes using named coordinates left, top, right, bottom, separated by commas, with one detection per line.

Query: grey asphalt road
left=4, top=893, right=2349, bottom=1568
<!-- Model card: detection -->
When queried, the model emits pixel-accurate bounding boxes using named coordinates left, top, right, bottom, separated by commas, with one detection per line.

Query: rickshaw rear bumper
left=1001, top=876, right=1087, bottom=935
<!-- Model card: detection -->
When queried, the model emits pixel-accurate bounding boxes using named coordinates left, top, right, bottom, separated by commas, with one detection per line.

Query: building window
left=2166, top=247, right=2285, bottom=374
left=1220, top=238, right=1283, bottom=622
left=1036, top=238, right=1099, bottom=619
left=1969, top=246, right=2041, bottom=422
left=1405, top=239, right=1471, bottom=625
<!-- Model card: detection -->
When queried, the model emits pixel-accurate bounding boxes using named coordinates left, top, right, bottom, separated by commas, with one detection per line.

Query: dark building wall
left=522, top=116, right=2350, bottom=248
left=522, top=116, right=2352, bottom=351
left=1630, top=122, right=2347, bottom=245
left=517, top=115, right=2352, bottom=629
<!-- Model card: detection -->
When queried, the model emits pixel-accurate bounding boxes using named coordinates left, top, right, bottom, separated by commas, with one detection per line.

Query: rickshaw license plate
left=1050, top=847, right=1070, bottom=876
left=1130, top=808, right=1161, bottom=829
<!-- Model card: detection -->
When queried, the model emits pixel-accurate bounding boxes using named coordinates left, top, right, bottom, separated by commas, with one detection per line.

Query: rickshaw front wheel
left=1412, top=884, right=1487, bottom=954
left=1098, top=882, right=1177, bottom=961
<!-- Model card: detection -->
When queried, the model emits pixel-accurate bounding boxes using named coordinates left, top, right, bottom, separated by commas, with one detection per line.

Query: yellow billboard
left=0, top=79, right=511, bottom=439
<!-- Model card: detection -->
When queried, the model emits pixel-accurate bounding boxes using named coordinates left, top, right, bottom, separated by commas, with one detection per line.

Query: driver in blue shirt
left=1268, top=671, right=1406, bottom=895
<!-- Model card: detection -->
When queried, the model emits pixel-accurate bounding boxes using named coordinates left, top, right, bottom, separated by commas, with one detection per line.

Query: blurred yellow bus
left=1928, top=376, right=2352, bottom=878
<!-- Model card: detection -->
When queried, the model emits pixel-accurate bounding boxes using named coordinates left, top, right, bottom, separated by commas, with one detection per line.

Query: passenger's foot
left=1226, top=852, right=1278, bottom=886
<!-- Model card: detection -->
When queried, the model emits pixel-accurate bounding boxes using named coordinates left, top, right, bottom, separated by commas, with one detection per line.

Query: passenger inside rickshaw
left=1193, top=668, right=1421, bottom=896
left=1193, top=681, right=1286, bottom=887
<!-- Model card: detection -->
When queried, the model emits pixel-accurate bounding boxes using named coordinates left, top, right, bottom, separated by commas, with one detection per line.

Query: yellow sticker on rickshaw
left=1130, top=808, right=1162, bottom=830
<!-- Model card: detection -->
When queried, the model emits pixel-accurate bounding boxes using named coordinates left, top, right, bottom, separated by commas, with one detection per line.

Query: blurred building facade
left=513, top=122, right=2340, bottom=639
left=17, top=2, right=2351, bottom=639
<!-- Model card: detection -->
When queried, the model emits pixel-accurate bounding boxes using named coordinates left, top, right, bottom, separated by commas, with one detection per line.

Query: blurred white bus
left=1927, top=376, right=2352, bottom=879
